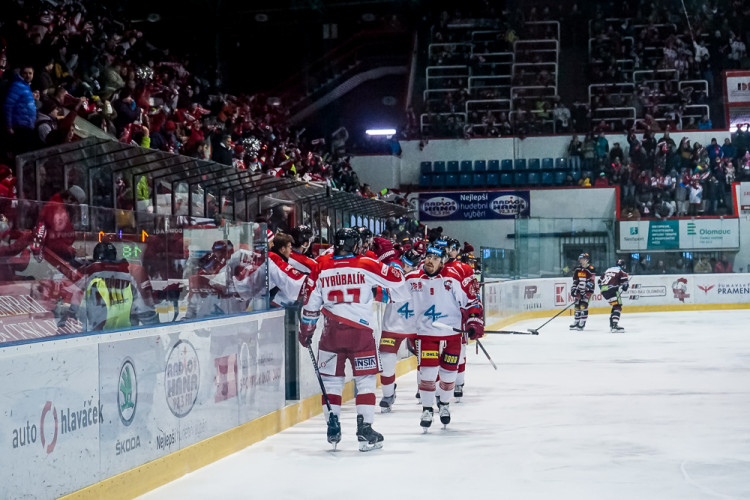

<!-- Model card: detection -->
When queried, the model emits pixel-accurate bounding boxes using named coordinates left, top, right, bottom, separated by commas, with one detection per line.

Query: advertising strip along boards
left=0, top=311, right=285, bottom=498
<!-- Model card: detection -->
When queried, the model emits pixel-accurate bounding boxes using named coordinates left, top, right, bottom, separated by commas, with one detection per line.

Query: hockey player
left=442, top=237, right=481, bottom=401
left=287, top=224, right=319, bottom=275
left=184, top=240, right=231, bottom=319
left=356, top=226, right=377, bottom=259
left=268, top=232, right=307, bottom=307
left=598, top=258, right=630, bottom=332
left=298, top=227, right=408, bottom=451
left=570, top=252, right=596, bottom=331
left=407, top=244, right=483, bottom=430
left=375, top=242, right=422, bottom=413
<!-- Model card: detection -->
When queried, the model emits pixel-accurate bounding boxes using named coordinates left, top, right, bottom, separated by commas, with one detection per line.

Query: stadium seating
left=446, top=173, right=459, bottom=187
left=500, top=172, right=513, bottom=186
left=419, top=174, right=431, bottom=187
left=488, top=160, right=500, bottom=172
left=420, top=161, right=433, bottom=174
left=554, top=171, right=567, bottom=185
left=474, top=160, right=487, bottom=172
left=527, top=171, right=541, bottom=185
left=528, top=158, right=541, bottom=171
left=514, top=159, right=527, bottom=171
left=472, top=173, right=486, bottom=187
left=460, top=160, right=473, bottom=173
left=432, top=174, right=446, bottom=188
left=513, top=171, right=527, bottom=185
left=459, top=173, right=472, bottom=187
left=447, top=161, right=459, bottom=173
left=541, top=158, right=554, bottom=171
left=433, top=161, right=446, bottom=173
left=541, top=171, right=554, bottom=185
left=501, top=159, right=513, bottom=171
left=487, top=172, right=500, bottom=186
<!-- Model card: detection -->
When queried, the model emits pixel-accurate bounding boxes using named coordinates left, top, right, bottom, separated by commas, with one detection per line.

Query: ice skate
left=610, top=324, right=625, bottom=333
left=379, top=394, right=396, bottom=413
left=356, top=414, right=383, bottom=452
left=326, top=414, right=341, bottom=450
left=570, top=323, right=583, bottom=331
left=438, top=402, right=450, bottom=428
left=454, top=384, right=464, bottom=402
left=420, top=407, right=434, bottom=433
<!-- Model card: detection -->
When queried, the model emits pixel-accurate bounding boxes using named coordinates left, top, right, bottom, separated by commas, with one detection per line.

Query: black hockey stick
left=526, top=302, right=576, bottom=335
left=432, top=321, right=498, bottom=370
left=307, top=345, right=341, bottom=448
left=484, top=329, right=538, bottom=335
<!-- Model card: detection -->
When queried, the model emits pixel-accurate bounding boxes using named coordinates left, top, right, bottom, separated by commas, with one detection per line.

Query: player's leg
left=610, top=296, right=624, bottom=332
left=454, top=336, right=466, bottom=400
left=417, top=337, right=440, bottom=429
left=378, top=332, right=404, bottom=412
left=577, top=295, right=590, bottom=330
left=571, top=297, right=583, bottom=330
left=435, top=336, right=461, bottom=426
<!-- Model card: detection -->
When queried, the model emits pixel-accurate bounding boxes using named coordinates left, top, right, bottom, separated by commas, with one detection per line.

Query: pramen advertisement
left=419, top=191, right=530, bottom=221
left=619, top=219, right=740, bottom=251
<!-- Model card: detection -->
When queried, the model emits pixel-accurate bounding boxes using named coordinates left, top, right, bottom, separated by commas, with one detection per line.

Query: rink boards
left=484, top=272, right=750, bottom=329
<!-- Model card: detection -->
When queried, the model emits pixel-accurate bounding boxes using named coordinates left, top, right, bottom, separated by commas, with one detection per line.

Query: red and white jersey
left=381, top=262, right=416, bottom=335
left=445, top=258, right=481, bottom=298
left=289, top=250, right=319, bottom=275
left=303, top=254, right=407, bottom=332
left=599, top=266, right=629, bottom=290
left=406, top=265, right=481, bottom=338
left=268, top=251, right=306, bottom=307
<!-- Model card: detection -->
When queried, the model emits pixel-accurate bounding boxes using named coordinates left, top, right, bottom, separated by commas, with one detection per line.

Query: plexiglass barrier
left=0, top=196, right=269, bottom=344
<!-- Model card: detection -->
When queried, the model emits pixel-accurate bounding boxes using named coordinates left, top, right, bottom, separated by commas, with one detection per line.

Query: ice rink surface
left=141, top=310, right=750, bottom=500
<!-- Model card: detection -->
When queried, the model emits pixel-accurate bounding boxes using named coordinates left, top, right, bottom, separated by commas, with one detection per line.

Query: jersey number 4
left=397, top=303, right=414, bottom=319
left=327, top=288, right=361, bottom=303
left=423, top=305, right=441, bottom=322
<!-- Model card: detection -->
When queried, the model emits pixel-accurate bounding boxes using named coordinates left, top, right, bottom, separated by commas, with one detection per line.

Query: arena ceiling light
left=365, top=129, right=396, bottom=137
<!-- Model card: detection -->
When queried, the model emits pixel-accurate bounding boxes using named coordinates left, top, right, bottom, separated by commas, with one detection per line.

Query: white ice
left=140, top=310, right=750, bottom=500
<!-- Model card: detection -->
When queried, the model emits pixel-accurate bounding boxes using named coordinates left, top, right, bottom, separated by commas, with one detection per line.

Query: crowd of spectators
left=567, top=125, right=749, bottom=218
left=0, top=0, right=413, bottom=209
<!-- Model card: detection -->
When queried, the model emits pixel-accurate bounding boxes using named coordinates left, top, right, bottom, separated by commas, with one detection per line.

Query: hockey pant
left=573, top=294, right=591, bottom=327
left=416, top=335, right=461, bottom=408
left=318, top=317, right=380, bottom=424
left=601, top=288, right=623, bottom=327
left=379, top=331, right=415, bottom=398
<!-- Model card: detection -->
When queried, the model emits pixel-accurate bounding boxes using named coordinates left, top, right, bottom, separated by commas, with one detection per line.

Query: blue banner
left=418, top=191, right=530, bottom=221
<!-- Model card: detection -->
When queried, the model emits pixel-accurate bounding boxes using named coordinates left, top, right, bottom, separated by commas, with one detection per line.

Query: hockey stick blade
left=484, top=329, right=538, bottom=335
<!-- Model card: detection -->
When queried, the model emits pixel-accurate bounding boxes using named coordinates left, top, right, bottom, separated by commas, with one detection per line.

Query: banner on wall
left=740, top=182, right=750, bottom=213
left=619, top=219, right=740, bottom=251
left=418, top=191, right=530, bottom=221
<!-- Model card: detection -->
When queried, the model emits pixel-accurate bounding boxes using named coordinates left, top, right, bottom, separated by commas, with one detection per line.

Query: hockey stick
left=484, top=329, right=539, bottom=335
left=307, top=345, right=341, bottom=448
left=432, top=321, right=498, bottom=370
left=526, top=302, right=576, bottom=335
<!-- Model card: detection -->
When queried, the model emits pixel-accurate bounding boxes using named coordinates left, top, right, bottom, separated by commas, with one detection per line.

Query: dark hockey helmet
left=616, top=258, right=626, bottom=270
left=444, top=237, right=460, bottom=251
left=93, top=242, right=118, bottom=262
left=334, top=227, right=361, bottom=254
left=401, top=249, right=422, bottom=268
left=289, top=224, right=314, bottom=247
left=356, top=226, right=373, bottom=243
left=578, top=252, right=591, bottom=262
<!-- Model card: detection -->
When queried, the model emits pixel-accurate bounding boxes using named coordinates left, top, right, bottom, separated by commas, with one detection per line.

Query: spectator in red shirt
left=713, top=254, right=733, bottom=273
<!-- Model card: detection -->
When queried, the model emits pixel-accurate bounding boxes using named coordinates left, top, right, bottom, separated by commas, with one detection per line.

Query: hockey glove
left=298, top=316, right=318, bottom=347
left=622, top=283, right=629, bottom=292
left=571, top=287, right=580, bottom=298
left=464, top=315, right=484, bottom=340
left=372, top=286, right=390, bottom=303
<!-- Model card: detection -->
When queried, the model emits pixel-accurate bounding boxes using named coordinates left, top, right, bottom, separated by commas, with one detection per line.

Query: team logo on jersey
left=410, top=281, right=423, bottom=291
left=671, top=277, right=690, bottom=302
left=698, top=284, right=715, bottom=295
left=443, top=281, right=452, bottom=291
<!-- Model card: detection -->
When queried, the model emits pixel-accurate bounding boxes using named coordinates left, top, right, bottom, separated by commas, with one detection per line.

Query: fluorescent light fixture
left=365, top=129, right=396, bottom=136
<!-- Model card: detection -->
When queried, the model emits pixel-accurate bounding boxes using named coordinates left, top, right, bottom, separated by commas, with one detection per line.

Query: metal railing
left=513, top=39, right=559, bottom=64
left=588, top=83, right=636, bottom=104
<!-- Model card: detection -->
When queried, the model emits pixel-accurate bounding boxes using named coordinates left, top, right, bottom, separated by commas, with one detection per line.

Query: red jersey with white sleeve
left=302, top=255, right=407, bottom=332
left=406, top=265, right=482, bottom=337
left=289, top=250, right=319, bottom=275
left=445, top=258, right=482, bottom=298
left=268, top=251, right=306, bottom=306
